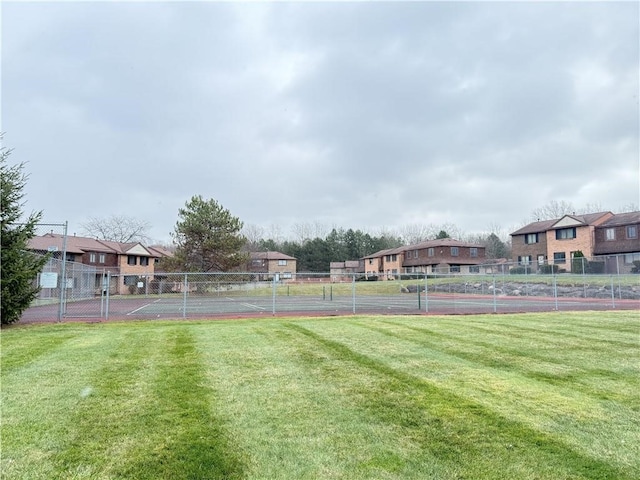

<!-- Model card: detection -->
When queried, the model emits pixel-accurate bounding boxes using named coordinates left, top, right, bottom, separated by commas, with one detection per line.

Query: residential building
left=363, top=246, right=405, bottom=279
left=402, top=238, right=486, bottom=274
left=510, top=212, right=614, bottom=272
left=593, top=211, right=640, bottom=273
left=330, top=260, right=365, bottom=280
left=363, top=239, right=486, bottom=278
left=248, top=251, right=297, bottom=280
left=28, top=233, right=168, bottom=294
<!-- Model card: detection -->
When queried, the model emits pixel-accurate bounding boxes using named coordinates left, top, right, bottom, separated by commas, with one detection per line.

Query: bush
left=538, top=265, right=559, bottom=274
left=510, top=266, right=532, bottom=275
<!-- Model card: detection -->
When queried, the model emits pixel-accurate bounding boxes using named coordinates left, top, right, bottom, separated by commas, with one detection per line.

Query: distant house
left=402, top=238, right=486, bottom=275
left=248, top=251, right=297, bottom=280
left=510, top=212, right=614, bottom=272
left=363, top=246, right=405, bottom=279
left=593, top=211, right=640, bottom=273
left=363, top=239, right=485, bottom=278
left=28, top=233, right=169, bottom=294
left=330, top=260, right=364, bottom=280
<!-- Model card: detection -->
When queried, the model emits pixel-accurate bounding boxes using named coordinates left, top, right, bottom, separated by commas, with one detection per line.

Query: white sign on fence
left=40, top=272, right=58, bottom=288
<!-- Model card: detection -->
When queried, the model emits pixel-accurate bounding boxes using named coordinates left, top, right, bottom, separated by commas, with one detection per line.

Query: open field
left=2, top=311, right=639, bottom=479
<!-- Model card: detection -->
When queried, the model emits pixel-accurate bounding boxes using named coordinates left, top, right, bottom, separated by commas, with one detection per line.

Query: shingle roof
left=250, top=251, right=297, bottom=261
left=28, top=233, right=160, bottom=257
left=511, top=212, right=613, bottom=236
left=596, top=211, right=640, bottom=227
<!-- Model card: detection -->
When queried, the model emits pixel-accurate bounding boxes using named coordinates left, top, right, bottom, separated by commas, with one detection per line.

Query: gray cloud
left=2, top=1, right=638, bottom=243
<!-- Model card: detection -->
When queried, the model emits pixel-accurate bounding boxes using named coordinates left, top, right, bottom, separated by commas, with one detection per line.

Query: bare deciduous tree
left=242, top=223, right=265, bottom=251
left=397, top=223, right=434, bottom=245
left=81, top=215, right=152, bottom=244
left=530, top=200, right=576, bottom=221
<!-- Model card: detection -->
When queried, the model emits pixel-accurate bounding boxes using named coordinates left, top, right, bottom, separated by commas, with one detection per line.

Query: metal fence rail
left=20, top=269, right=640, bottom=323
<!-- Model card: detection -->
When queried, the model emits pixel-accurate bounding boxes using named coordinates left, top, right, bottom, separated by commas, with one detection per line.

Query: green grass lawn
left=2, top=311, right=638, bottom=479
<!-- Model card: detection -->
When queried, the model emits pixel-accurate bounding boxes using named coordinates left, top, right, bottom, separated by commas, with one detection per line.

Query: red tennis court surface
left=17, top=292, right=640, bottom=324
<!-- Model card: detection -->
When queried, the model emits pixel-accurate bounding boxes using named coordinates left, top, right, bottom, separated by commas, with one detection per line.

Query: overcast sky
left=2, top=1, right=639, bottom=243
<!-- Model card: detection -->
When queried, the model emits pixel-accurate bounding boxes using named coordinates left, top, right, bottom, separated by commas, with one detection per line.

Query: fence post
left=105, top=272, right=111, bottom=320
left=616, top=255, right=622, bottom=300
left=610, top=275, right=616, bottom=309
left=424, top=272, right=429, bottom=313
left=352, top=274, right=356, bottom=314
left=183, top=273, right=188, bottom=318
left=492, top=275, right=497, bottom=313
left=272, top=275, right=276, bottom=316
left=57, top=221, right=68, bottom=322
left=553, top=271, right=558, bottom=311
left=581, top=256, right=587, bottom=299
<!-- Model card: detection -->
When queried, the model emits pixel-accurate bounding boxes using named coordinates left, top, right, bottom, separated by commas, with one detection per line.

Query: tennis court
left=19, top=289, right=640, bottom=323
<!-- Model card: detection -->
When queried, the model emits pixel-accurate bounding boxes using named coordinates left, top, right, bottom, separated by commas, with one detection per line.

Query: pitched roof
left=407, top=238, right=484, bottom=250
left=28, top=233, right=160, bottom=257
left=362, top=246, right=406, bottom=259
left=250, top=251, right=297, bottom=261
left=596, top=211, right=640, bottom=227
left=511, top=212, right=613, bottom=236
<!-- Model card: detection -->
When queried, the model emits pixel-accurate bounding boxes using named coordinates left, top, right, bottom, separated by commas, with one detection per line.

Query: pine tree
left=169, top=195, right=247, bottom=272
left=1, top=145, right=48, bottom=324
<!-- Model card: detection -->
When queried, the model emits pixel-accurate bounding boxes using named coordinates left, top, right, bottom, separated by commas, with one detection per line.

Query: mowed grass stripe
left=50, top=326, right=160, bottom=478
left=0, top=324, right=81, bottom=372
left=1, top=326, right=154, bottom=479
left=285, top=322, right=635, bottom=480
left=346, top=319, right=639, bottom=464
left=114, top=327, right=245, bottom=480
left=191, top=323, right=441, bottom=479
left=373, top=319, right=639, bottom=403
left=440, top=313, right=640, bottom=346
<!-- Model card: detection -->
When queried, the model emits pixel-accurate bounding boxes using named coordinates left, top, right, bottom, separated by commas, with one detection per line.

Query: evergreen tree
left=169, top=195, right=247, bottom=272
left=1, top=145, right=48, bottom=324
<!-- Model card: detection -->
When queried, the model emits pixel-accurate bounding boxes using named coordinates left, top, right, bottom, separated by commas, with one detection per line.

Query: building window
left=624, top=253, right=640, bottom=264
left=605, top=228, right=615, bottom=241
left=428, top=248, right=434, bottom=257
left=556, top=228, right=576, bottom=240
left=282, top=272, right=292, bottom=279
left=450, top=265, right=460, bottom=273
left=140, top=257, right=149, bottom=266
left=470, top=247, right=478, bottom=257
left=124, top=275, right=138, bottom=286
left=391, top=254, right=397, bottom=261
left=369, top=259, right=373, bottom=265
left=66, top=254, right=76, bottom=262
left=537, top=255, right=545, bottom=265
left=518, top=256, right=531, bottom=265
left=553, top=252, right=566, bottom=264
left=525, top=233, right=538, bottom=244
left=99, top=253, right=106, bottom=264
left=414, top=250, right=418, bottom=258
left=278, top=259, right=287, bottom=266
left=626, top=225, right=637, bottom=239
left=451, top=247, right=459, bottom=256
left=470, top=266, right=480, bottom=273
left=89, top=253, right=96, bottom=263
left=127, top=255, right=137, bottom=265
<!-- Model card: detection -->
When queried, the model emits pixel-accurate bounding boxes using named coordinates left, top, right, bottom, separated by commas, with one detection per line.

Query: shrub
left=538, top=264, right=559, bottom=274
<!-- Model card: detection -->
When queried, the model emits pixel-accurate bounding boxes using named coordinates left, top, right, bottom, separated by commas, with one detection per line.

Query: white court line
left=224, top=297, right=267, bottom=311
left=127, top=298, right=162, bottom=315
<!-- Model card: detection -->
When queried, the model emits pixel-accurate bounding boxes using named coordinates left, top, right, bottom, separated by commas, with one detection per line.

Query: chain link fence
left=20, top=260, right=639, bottom=323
